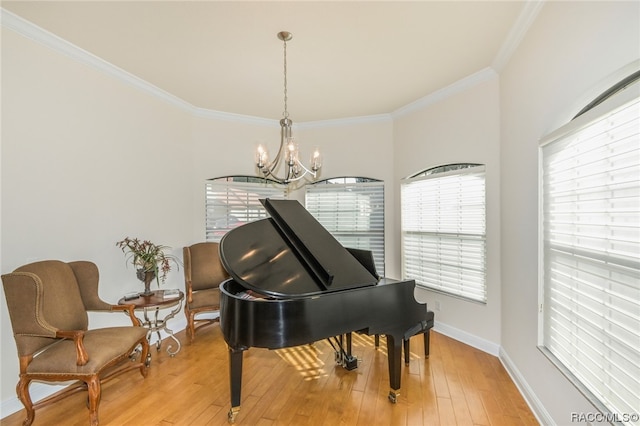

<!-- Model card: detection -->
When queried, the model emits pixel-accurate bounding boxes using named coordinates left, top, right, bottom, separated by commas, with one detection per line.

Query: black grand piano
left=219, top=199, right=429, bottom=423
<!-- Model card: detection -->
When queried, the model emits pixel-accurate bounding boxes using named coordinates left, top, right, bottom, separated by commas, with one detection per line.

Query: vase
left=136, top=269, right=156, bottom=296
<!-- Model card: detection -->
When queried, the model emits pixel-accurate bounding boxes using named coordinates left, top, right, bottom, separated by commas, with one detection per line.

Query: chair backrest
left=2, top=260, right=89, bottom=357
left=183, top=242, right=229, bottom=292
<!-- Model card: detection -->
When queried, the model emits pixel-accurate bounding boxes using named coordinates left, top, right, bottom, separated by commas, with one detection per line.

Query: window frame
left=538, top=78, right=640, bottom=423
left=401, top=163, right=487, bottom=303
left=205, top=176, right=287, bottom=242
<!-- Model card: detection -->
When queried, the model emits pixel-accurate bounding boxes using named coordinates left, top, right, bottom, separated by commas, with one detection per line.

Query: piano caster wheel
left=228, top=407, right=240, bottom=424
left=388, top=390, right=399, bottom=404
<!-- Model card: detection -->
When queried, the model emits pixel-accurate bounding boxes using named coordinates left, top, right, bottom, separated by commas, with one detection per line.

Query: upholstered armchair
left=1, top=260, right=150, bottom=426
left=183, top=242, right=230, bottom=342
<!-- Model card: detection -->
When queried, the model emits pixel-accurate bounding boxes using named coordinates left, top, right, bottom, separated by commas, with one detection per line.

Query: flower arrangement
left=116, top=237, right=180, bottom=292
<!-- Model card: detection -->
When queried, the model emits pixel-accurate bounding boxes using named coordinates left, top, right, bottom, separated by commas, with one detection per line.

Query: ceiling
left=2, top=1, right=535, bottom=123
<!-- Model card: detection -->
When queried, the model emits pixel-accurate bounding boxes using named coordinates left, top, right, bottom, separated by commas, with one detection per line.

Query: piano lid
left=219, top=199, right=379, bottom=298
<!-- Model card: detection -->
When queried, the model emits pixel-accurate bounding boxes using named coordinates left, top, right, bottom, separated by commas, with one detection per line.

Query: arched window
left=539, top=74, right=640, bottom=419
left=401, top=163, right=486, bottom=302
left=305, top=177, right=385, bottom=276
left=205, top=176, right=287, bottom=242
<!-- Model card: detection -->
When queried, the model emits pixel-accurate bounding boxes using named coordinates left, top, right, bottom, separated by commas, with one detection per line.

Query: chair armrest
left=186, top=280, right=194, bottom=304
left=111, top=304, right=142, bottom=326
left=55, top=330, right=89, bottom=366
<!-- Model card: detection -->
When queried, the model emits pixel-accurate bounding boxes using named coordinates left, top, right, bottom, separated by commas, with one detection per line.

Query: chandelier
left=255, top=31, right=321, bottom=184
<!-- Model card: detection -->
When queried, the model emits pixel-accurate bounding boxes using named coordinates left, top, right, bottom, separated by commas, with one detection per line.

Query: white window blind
left=540, top=92, right=640, bottom=423
left=305, top=178, right=385, bottom=276
left=205, top=177, right=287, bottom=242
left=401, top=165, right=486, bottom=302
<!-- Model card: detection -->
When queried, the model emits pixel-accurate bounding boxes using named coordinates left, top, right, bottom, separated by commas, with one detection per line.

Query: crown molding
left=1, top=8, right=196, bottom=114
left=2, top=8, right=392, bottom=129
left=492, top=0, right=546, bottom=72
left=297, top=113, right=392, bottom=129
left=390, top=0, right=544, bottom=119
left=1, top=8, right=276, bottom=127
left=191, top=106, right=279, bottom=127
left=391, top=68, right=499, bottom=119
left=1, top=6, right=532, bottom=129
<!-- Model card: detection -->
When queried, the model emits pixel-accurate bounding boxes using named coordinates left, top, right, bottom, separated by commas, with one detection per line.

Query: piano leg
left=343, top=333, right=357, bottom=370
left=228, top=347, right=244, bottom=424
left=403, top=338, right=410, bottom=365
left=385, top=334, right=402, bottom=403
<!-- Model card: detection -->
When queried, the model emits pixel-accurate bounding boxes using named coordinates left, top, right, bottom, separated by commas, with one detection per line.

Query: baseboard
left=433, top=321, right=549, bottom=425
left=3, top=319, right=549, bottom=425
left=0, top=383, right=68, bottom=419
left=499, top=347, right=554, bottom=426
left=433, top=321, right=501, bottom=356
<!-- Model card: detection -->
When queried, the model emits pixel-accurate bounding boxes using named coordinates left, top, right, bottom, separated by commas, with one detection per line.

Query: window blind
left=401, top=166, right=486, bottom=302
left=540, top=94, right=640, bottom=422
left=305, top=179, right=385, bottom=276
left=205, top=178, right=287, bottom=242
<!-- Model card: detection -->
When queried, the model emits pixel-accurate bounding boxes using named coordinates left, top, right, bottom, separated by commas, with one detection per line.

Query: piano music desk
left=118, top=290, right=184, bottom=365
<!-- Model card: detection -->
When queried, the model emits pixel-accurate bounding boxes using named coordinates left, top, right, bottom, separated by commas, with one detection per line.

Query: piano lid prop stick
left=262, top=198, right=334, bottom=289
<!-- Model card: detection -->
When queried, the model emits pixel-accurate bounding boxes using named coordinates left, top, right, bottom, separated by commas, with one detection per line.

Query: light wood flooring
left=1, top=325, right=538, bottom=425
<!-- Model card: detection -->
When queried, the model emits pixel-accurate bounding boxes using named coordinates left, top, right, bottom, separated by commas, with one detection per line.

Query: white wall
left=188, top=115, right=395, bottom=243
left=295, top=118, right=396, bottom=272
left=499, top=2, right=639, bottom=424
left=2, top=2, right=639, bottom=424
left=0, top=26, right=195, bottom=407
left=188, top=116, right=278, bottom=241
left=392, top=71, right=502, bottom=353
left=0, top=22, right=395, bottom=415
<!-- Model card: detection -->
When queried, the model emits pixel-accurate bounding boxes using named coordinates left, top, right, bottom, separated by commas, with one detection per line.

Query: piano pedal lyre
left=334, top=350, right=359, bottom=370
left=228, top=406, right=240, bottom=424
left=344, top=354, right=359, bottom=370
left=330, top=334, right=359, bottom=371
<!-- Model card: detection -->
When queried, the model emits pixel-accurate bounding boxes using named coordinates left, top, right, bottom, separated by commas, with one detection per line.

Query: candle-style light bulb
left=286, top=138, right=298, bottom=165
left=256, top=145, right=268, bottom=168
left=311, top=149, right=322, bottom=171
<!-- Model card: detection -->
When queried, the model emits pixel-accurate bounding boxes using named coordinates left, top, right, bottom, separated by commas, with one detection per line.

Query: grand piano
left=219, top=199, right=429, bottom=423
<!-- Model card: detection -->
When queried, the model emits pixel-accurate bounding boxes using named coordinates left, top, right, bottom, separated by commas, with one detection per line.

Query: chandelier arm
left=253, top=31, right=321, bottom=187
left=284, top=165, right=316, bottom=183
left=263, top=117, right=291, bottom=176
left=265, top=138, right=286, bottom=176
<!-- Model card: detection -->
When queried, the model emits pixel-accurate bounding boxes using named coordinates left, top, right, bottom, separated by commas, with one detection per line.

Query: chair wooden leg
left=187, top=312, right=195, bottom=343
left=139, top=340, right=150, bottom=377
left=86, top=376, right=101, bottom=426
left=17, top=377, right=34, bottom=426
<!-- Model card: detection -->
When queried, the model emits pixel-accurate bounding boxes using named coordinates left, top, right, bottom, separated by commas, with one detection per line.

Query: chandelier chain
left=283, top=38, right=289, bottom=119
left=255, top=31, right=321, bottom=185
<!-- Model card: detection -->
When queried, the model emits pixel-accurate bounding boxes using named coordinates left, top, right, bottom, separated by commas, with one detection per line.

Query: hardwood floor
left=1, top=326, right=538, bottom=425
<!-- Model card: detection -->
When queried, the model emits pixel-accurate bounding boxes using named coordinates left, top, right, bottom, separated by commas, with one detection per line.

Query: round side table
left=118, top=289, right=184, bottom=365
